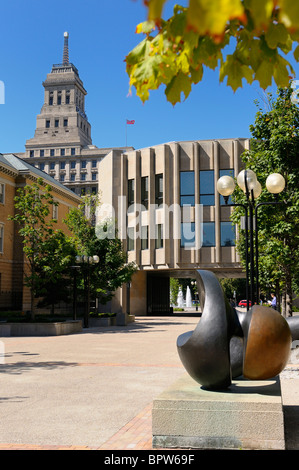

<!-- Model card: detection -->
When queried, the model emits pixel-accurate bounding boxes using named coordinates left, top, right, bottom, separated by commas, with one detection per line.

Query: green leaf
left=165, top=71, right=192, bottom=104
left=265, top=23, right=288, bottom=49
left=220, top=54, right=253, bottom=91
left=294, top=44, right=299, bottom=61
left=255, top=60, right=274, bottom=89
left=273, top=55, right=293, bottom=87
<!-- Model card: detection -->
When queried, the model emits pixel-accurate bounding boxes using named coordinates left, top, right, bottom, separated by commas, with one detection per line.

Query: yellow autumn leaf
left=186, top=0, right=245, bottom=38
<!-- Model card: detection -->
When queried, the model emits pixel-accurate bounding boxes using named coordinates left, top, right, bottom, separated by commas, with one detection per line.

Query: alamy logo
left=0, top=81, right=4, bottom=104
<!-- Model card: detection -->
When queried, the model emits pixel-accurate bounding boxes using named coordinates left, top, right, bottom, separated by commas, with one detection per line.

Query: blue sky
left=0, top=0, right=297, bottom=154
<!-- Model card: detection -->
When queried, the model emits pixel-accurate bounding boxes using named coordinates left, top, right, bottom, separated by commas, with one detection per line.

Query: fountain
left=186, top=286, right=192, bottom=308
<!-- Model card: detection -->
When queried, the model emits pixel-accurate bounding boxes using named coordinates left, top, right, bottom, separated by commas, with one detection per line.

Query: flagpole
left=126, top=120, right=127, bottom=147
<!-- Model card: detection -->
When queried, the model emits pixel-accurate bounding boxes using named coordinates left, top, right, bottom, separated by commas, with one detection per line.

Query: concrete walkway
left=0, top=316, right=298, bottom=450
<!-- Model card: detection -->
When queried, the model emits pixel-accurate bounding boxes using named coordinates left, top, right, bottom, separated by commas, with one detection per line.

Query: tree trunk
left=281, top=287, right=286, bottom=318
left=30, top=288, right=35, bottom=321
left=286, top=271, right=293, bottom=317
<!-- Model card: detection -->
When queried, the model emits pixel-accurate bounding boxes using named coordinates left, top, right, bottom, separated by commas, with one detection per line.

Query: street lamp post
left=75, top=254, right=99, bottom=328
left=216, top=169, right=285, bottom=310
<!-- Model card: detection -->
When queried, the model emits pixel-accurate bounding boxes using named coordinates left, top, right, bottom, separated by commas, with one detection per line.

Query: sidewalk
left=0, top=316, right=298, bottom=450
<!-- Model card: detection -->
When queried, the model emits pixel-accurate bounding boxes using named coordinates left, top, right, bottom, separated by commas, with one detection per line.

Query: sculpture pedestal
left=152, top=374, right=285, bottom=450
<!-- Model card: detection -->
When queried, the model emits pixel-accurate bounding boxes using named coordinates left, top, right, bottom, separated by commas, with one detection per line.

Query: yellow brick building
left=0, top=153, right=81, bottom=311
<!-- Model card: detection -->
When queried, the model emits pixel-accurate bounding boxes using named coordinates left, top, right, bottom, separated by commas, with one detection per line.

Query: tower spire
left=63, top=32, right=69, bottom=65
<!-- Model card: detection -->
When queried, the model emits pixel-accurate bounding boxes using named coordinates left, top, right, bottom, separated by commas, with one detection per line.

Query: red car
left=238, top=300, right=252, bottom=307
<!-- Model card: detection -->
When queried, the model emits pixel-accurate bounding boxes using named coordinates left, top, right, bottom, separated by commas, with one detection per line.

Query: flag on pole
left=126, top=119, right=135, bottom=124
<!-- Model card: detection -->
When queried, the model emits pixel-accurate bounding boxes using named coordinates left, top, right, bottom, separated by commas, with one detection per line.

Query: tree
left=126, top=1, right=299, bottom=104
left=9, top=178, right=75, bottom=319
left=231, top=85, right=299, bottom=316
left=64, top=196, right=137, bottom=307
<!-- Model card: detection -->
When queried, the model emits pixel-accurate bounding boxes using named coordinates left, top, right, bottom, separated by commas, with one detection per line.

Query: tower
left=25, top=32, right=92, bottom=153
left=22, top=32, right=133, bottom=198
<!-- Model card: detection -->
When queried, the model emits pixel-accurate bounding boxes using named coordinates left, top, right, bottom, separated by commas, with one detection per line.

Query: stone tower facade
left=22, top=32, right=132, bottom=198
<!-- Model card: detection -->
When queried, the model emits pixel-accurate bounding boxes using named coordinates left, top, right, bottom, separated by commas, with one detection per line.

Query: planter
left=89, top=316, right=116, bottom=327
left=0, top=320, right=82, bottom=337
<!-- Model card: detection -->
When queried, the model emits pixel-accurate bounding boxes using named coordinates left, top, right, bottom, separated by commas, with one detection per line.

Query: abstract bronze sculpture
left=177, top=270, right=296, bottom=390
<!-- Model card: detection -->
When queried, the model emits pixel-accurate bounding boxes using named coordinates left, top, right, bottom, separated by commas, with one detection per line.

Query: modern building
left=19, top=32, right=133, bottom=198
left=0, top=153, right=81, bottom=311
left=98, top=138, right=249, bottom=316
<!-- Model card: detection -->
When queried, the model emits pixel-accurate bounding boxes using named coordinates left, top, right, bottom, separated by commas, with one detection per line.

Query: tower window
left=30, top=150, right=34, bottom=157
left=81, top=160, right=87, bottom=169
left=55, top=120, right=59, bottom=128
left=50, top=162, right=55, bottom=170
left=50, top=149, right=55, bottom=156
left=71, top=148, right=75, bottom=156
left=49, top=93, right=53, bottom=105
left=57, top=92, right=62, bottom=105
left=63, top=119, right=68, bottom=127
left=46, top=120, right=50, bottom=128
left=61, top=149, right=65, bottom=156
left=66, top=91, right=70, bottom=104
left=40, top=150, right=44, bottom=157
left=71, top=161, right=76, bottom=169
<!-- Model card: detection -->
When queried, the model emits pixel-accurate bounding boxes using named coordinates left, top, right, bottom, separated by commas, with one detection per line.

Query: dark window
left=155, top=224, right=163, bottom=249
left=127, top=227, right=134, bottom=251
left=181, top=222, right=195, bottom=248
left=180, top=171, right=195, bottom=206
left=81, top=160, right=86, bottom=169
left=60, top=162, right=65, bottom=170
left=141, top=176, right=149, bottom=210
left=71, top=161, right=76, bottom=169
left=81, top=173, right=86, bottom=181
left=92, top=160, right=97, bottom=168
left=57, top=92, right=62, bottom=105
left=92, top=173, right=97, bottom=181
left=221, top=222, right=236, bottom=247
left=128, top=179, right=135, bottom=212
left=61, top=149, right=65, bottom=156
left=55, top=119, right=59, bottom=128
left=60, top=174, right=65, bottom=182
left=202, top=222, right=215, bottom=247
left=155, top=174, right=163, bottom=207
left=66, top=91, right=70, bottom=104
left=30, top=150, right=34, bottom=157
left=63, top=119, right=68, bottom=127
left=49, top=93, right=53, bottom=105
left=40, top=163, right=45, bottom=171
left=70, top=174, right=75, bottom=181
left=50, top=162, right=55, bottom=170
left=141, top=226, right=148, bottom=250
left=200, top=170, right=215, bottom=205
left=40, top=150, right=44, bottom=157
left=50, top=149, right=55, bottom=156
left=46, top=120, right=50, bottom=128
left=71, top=148, right=75, bottom=156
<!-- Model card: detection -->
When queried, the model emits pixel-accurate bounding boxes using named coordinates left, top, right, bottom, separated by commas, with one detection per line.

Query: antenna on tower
left=63, top=32, right=69, bottom=65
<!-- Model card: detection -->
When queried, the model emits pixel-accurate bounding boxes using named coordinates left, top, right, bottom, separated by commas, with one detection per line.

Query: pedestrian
left=271, top=293, right=277, bottom=310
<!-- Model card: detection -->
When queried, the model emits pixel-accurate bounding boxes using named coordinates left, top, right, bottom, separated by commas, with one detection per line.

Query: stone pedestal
left=152, top=374, right=285, bottom=450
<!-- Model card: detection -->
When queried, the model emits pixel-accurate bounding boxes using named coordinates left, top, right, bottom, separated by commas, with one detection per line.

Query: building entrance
left=147, top=274, right=170, bottom=315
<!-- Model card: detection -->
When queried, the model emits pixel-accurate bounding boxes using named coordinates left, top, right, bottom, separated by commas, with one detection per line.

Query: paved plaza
left=0, top=315, right=298, bottom=450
